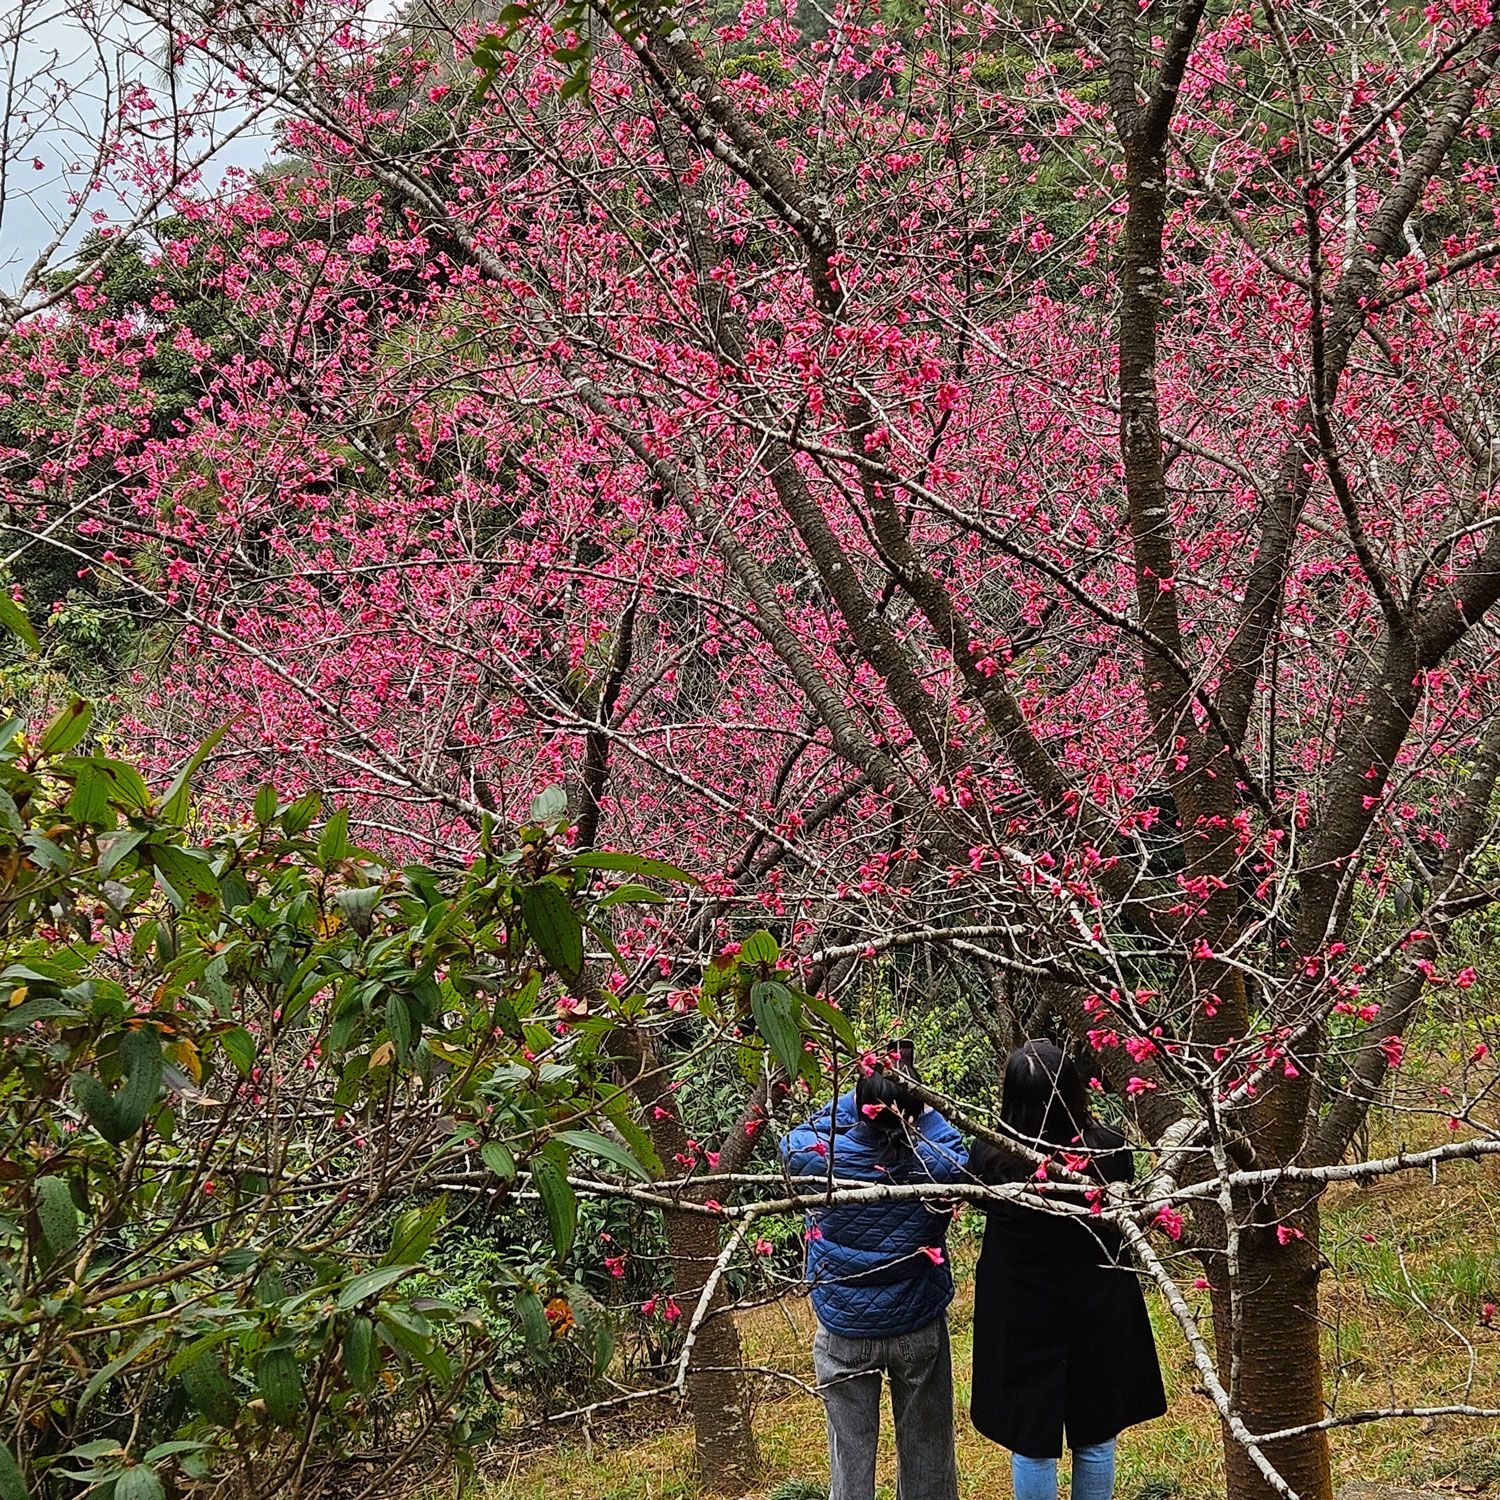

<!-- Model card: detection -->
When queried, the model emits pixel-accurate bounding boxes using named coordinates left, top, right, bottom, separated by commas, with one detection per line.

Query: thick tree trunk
left=615, top=1024, right=761, bottom=1492
left=660, top=1202, right=761, bottom=1491
left=1208, top=1206, right=1332, bottom=1500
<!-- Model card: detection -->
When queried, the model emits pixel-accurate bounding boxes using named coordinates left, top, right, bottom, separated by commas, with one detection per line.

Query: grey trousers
left=812, top=1315, right=960, bottom=1500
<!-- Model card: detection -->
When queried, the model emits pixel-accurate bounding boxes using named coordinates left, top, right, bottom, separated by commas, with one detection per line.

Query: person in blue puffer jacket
left=780, top=1054, right=968, bottom=1500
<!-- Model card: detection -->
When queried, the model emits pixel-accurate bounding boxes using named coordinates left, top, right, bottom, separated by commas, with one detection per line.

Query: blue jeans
left=1012, top=1440, right=1116, bottom=1500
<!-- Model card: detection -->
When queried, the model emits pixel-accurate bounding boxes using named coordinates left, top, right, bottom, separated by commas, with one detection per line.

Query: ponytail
left=854, top=1066, right=922, bottom=1150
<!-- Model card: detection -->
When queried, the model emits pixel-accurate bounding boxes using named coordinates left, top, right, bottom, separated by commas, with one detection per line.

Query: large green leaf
left=281, top=789, right=321, bottom=836
left=113, top=1028, right=164, bottom=1139
left=179, top=1351, right=238, bottom=1426
left=739, top=929, right=780, bottom=965
left=336, top=1265, right=415, bottom=1310
left=804, top=991, right=858, bottom=1052
left=385, top=992, right=415, bottom=1062
left=562, top=851, right=699, bottom=885
left=376, top=1307, right=451, bottom=1381
left=595, top=882, right=666, bottom=907
left=480, top=1140, right=516, bottom=1180
left=519, top=882, right=584, bottom=980
left=515, top=1289, right=551, bottom=1355
left=151, top=845, right=219, bottom=908
left=114, top=1469, right=164, bottom=1500
left=343, top=1316, right=377, bottom=1392
left=98, top=828, right=148, bottom=880
left=35, top=1175, right=79, bottom=1263
left=159, top=723, right=227, bottom=827
left=317, top=806, right=351, bottom=863
left=0, top=1440, right=28, bottom=1500
left=750, top=980, right=803, bottom=1076
left=218, top=1027, right=255, bottom=1077
left=600, top=1089, right=663, bottom=1177
left=71, top=1073, right=122, bottom=1143
left=94, top=758, right=153, bottom=813
left=252, top=783, right=278, bottom=827
left=140, top=1443, right=206, bottom=1465
left=0, top=593, right=39, bottom=652
left=571, top=1286, right=616, bottom=1378
left=382, top=1195, right=445, bottom=1267
left=72, top=1029, right=164, bottom=1145
left=552, top=1129, right=652, bottom=1182
left=532, top=1149, right=577, bottom=1260
left=528, top=785, right=568, bottom=822
left=63, top=762, right=109, bottom=826
left=2, top=996, right=83, bottom=1031
left=256, top=1346, right=301, bottom=1427
left=38, top=700, right=92, bottom=757
left=335, top=883, right=382, bottom=934
left=20, top=832, right=66, bottom=870
left=78, top=1333, right=156, bottom=1415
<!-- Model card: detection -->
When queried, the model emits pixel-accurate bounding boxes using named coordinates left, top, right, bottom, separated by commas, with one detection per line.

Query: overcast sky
left=0, top=0, right=398, bottom=296
left=0, top=0, right=285, bottom=294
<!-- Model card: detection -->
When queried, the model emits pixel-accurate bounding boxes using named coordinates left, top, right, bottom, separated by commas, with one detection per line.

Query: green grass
left=1122, top=1479, right=1184, bottom=1500
left=1414, top=1437, right=1500, bottom=1488
left=767, top=1483, right=830, bottom=1500
left=475, top=1160, right=1500, bottom=1500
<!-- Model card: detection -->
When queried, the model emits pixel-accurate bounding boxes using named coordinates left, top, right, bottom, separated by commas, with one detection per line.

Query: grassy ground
left=480, top=1157, right=1500, bottom=1500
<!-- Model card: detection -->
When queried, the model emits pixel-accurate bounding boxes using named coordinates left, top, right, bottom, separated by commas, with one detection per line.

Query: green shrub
left=0, top=662, right=682, bottom=1498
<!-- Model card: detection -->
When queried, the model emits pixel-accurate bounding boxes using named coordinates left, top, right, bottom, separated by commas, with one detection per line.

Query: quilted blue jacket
left=780, top=1091, right=968, bottom=1338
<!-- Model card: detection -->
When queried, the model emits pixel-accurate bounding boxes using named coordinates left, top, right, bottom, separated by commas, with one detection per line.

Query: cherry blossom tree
left=6, top=0, right=1500, bottom=1494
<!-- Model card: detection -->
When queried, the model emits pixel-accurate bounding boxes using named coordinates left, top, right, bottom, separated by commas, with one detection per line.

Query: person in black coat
left=967, top=1040, right=1167, bottom=1500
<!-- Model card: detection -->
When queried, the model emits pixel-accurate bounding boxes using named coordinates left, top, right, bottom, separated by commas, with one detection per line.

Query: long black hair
left=1001, top=1039, right=1092, bottom=1151
left=853, top=1064, right=922, bottom=1151
left=970, top=1039, right=1094, bottom=1184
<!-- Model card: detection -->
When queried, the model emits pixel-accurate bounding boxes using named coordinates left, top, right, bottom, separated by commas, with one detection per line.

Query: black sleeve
left=1085, top=1122, right=1135, bottom=1185
left=967, top=1136, right=1003, bottom=1186
left=967, top=1136, right=1027, bottom=1194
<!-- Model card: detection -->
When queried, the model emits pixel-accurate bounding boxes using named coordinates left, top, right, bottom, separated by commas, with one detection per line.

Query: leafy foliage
left=0, top=665, right=680, bottom=1497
